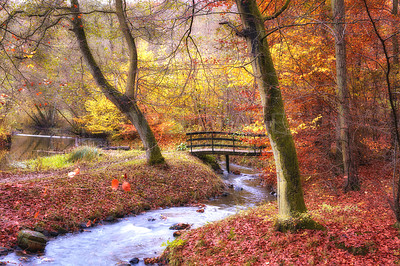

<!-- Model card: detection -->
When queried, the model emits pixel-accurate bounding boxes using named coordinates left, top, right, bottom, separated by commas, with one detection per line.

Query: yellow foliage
left=80, top=95, right=126, bottom=134
left=290, top=114, right=322, bottom=134
left=242, top=120, right=267, bottom=134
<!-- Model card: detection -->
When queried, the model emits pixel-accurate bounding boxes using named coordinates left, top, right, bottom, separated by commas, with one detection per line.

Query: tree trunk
left=391, top=0, right=400, bottom=227
left=393, top=0, right=399, bottom=67
left=70, top=0, right=164, bottom=165
left=235, top=0, right=312, bottom=228
left=332, top=0, right=359, bottom=191
left=392, top=0, right=399, bottom=117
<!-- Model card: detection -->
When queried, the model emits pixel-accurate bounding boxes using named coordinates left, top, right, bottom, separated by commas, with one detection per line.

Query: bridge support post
left=225, top=154, right=230, bottom=173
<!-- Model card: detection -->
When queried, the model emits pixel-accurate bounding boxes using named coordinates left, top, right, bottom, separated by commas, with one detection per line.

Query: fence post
left=232, top=134, right=235, bottom=152
left=225, top=154, right=230, bottom=173
left=211, top=132, right=214, bottom=152
left=253, top=135, right=256, bottom=154
left=190, top=134, right=193, bottom=153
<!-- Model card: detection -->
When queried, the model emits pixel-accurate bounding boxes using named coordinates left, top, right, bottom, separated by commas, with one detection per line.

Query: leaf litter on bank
left=163, top=161, right=400, bottom=265
left=0, top=152, right=225, bottom=250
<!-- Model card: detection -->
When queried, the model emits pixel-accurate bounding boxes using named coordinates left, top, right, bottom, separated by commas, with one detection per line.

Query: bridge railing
left=186, top=131, right=268, bottom=156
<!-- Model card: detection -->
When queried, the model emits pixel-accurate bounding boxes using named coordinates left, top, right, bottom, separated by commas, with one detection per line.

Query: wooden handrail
left=185, top=131, right=268, bottom=156
left=186, top=131, right=266, bottom=137
left=185, top=131, right=269, bottom=172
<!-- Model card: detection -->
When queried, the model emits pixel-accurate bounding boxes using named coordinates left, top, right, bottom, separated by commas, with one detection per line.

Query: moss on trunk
left=234, top=0, right=318, bottom=227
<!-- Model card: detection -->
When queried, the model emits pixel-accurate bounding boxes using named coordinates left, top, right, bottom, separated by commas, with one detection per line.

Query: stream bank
left=1, top=156, right=272, bottom=265
left=0, top=152, right=225, bottom=255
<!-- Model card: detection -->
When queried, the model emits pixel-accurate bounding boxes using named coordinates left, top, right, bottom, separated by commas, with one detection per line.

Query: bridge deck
left=189, top=148, right=264, bottom=156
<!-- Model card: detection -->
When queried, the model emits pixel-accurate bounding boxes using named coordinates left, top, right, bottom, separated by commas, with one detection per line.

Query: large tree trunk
left=70, top=0, right=164, bottom=165
left=332, top=0, right=359, bottom=191
left=235, top=0, right=311, bottom=227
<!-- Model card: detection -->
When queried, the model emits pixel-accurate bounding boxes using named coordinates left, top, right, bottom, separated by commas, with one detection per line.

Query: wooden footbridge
left=186, top=131, right=270, bottom=172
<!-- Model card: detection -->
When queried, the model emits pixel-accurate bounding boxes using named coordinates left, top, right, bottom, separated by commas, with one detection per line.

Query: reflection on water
left=0, top=134, right=107, bottom=167
left=10, top=134, right=77, bottom=161
left=1, top=164, right=274, bottom=265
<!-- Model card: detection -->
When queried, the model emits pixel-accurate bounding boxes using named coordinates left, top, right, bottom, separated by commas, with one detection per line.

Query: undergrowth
left=67, top=146, right=100, bottom=163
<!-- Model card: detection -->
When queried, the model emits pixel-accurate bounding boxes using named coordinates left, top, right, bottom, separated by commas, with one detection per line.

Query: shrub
left=67, top=146, right=100, bottom=163
left=176, top=142, right=187, bottom=151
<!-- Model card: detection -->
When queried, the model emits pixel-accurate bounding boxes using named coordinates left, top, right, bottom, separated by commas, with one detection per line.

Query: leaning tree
left=70, top=0, right=165, bottom=165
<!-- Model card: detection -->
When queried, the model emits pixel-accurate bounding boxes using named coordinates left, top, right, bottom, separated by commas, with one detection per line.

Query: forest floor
left=163, top=160, right=400, bottom=265
left=2, top=146, right=400, bottom=265
left=0, top=151, right=225, bottom=253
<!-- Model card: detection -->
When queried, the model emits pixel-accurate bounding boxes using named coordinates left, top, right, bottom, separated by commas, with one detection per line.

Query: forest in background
left=1, top=0, right=400, bottom=235
left=2, top=0, right=400, bottom=263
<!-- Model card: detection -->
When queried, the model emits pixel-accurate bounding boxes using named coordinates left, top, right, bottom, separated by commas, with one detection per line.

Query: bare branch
left=115, top=0, right=138, bottom=99
left=263, top=0, right=290, bottom=21
left=219, top=21, right=246, bottom=37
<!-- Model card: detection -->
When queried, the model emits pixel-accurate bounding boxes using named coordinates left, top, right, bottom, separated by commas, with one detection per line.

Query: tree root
left=274, top=213, right=325, bottom=232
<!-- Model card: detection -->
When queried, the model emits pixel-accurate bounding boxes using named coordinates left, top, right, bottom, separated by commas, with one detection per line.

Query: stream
left=1, top=164, right=274, bottom=265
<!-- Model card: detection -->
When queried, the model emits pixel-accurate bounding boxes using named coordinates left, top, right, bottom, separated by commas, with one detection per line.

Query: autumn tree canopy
left=1, top=0, right=400, bottom=223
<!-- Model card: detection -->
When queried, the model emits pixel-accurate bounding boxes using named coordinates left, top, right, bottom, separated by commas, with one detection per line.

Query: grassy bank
left=163, top=162, right=400, bottom=265
left=0, top=150, right=225, bottom=250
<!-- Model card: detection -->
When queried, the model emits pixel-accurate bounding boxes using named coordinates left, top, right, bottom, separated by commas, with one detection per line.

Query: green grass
left=67, top=146, right=101, bottom=163
left=36, top=154, right=74, bottom=169
left=22, top=146, right=102, bottom=171
left=11, top=147, right=147, bottom=172
left=23, top=154, right=71, bottom=171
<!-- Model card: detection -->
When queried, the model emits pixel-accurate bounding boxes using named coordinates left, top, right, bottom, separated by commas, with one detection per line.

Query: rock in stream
left=17, top=230, right=48, bottom=252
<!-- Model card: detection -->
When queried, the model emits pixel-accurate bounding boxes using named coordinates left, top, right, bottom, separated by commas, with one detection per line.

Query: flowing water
left=1, top=164, right=274, bottom=265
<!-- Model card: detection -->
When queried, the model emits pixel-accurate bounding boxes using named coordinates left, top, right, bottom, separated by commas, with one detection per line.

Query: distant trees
left=0, top=0, right=166, bottom=164
left=0, top=0, right=92, bottom=132
left=361, top=0, right=400, bottom=225
left=331, top=0, right=359, bottom=191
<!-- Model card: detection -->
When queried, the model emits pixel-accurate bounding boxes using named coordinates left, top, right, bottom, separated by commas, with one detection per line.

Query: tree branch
left=363, top=0, right=400, bottom=213
left=263, top=0, right=290, bottom=21
left=219, top=21, right=246, bottom=37
left=115, top=0, right=138, bottom=99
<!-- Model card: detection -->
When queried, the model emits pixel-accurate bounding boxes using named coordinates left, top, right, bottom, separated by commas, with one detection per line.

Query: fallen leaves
left=122, top=181, right=131, bottom=192
left=68, top=167, right=80, bottom=178
left=111, top=179, right=119, bottom=190
left=165, top=166, right=400, bottom=265
left=0, top=153, right=224, bottom=250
